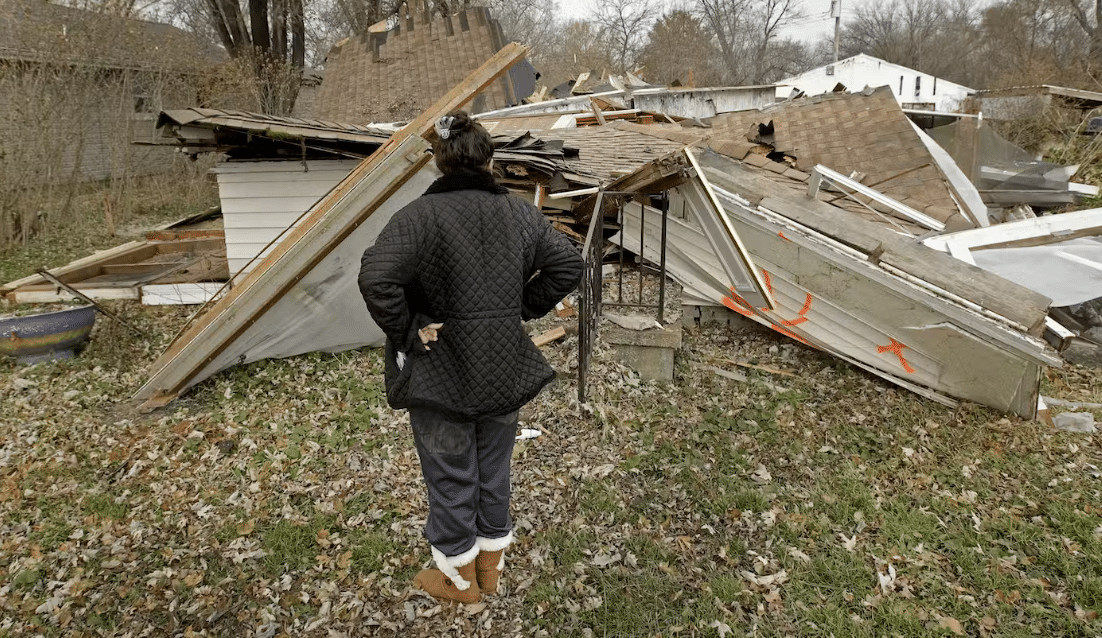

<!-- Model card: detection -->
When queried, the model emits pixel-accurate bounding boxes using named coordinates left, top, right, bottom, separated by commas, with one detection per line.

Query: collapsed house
left=6, top=18, right=1102, bottom=419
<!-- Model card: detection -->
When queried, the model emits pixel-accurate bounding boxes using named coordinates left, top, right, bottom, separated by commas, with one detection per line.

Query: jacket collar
left=424, top=167, right=508, bottom=196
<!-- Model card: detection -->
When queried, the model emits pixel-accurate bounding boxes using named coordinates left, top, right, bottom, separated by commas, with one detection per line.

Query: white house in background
left=775, top=54, right=974, bottom=112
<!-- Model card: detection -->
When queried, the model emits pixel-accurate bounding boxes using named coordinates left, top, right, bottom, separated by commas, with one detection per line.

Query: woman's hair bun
left=432, top=110, right=494, bottom=174
left=448, top=111, right=472, bottom=132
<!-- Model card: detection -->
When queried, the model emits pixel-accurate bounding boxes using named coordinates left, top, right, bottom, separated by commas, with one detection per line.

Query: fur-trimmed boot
left=475, top=532, right=513, bottom=594
left=413, top=545, right=481, bottom=604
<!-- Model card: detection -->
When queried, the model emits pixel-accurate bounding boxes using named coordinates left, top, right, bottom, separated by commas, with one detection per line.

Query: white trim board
left=923, top=206, right=1102, bottom=253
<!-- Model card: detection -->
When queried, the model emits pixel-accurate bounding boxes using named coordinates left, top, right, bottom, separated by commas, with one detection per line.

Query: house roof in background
left=311, top=2, right=531, bottom=125
left=777, top=53, right=975, bottom=92
left=0, top=0, right=224, bottom=71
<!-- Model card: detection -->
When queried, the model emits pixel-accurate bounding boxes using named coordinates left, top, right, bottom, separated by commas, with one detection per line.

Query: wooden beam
left=532, top=325, right=566, bottom=347
left=134, top=44, right=530, bottom=410
left=589, top=99, right=607, bottom=125
left=924, top=206, right=1102, bottom=252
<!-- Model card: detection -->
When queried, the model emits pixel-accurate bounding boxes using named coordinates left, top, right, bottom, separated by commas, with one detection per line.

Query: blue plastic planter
left=0, top=305, right=97, bottom=364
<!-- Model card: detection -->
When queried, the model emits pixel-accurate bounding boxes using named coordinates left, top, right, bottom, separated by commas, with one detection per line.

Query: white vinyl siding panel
left=214, top=160, right=360, bottom=276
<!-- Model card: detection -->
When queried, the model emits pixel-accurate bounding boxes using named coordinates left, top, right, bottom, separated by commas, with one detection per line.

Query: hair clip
left=434, top=115, right=456, bottom=140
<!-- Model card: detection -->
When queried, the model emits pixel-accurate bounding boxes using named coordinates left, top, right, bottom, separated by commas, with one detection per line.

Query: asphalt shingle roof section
left=312, top=4, right=521, bottom=125
left=707, top=86, right=964, bottom=226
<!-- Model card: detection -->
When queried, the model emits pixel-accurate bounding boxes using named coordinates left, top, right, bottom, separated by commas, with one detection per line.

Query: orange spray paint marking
left=757, top=271, right=811, bottom=326
left=877, top=338, right=916, bottom=374
left=778, top=231, right=791, bottom=242
left=722, top=270, right=813, bottom=347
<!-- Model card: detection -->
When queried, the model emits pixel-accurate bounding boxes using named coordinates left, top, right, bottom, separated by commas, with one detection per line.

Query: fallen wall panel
left=134, top=43, right=529, bottom=409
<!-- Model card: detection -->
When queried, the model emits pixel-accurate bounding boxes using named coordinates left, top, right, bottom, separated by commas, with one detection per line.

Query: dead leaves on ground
left=0, top=302, right=1099, bottom=636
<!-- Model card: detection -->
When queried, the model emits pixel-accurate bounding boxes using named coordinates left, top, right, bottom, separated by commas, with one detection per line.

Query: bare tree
left=485, top=0, right=561, bottom=68
left=194, top=0, right=305, bottom=113
left=53, top=0, right=163, bottom=17
left=696, top=0, right=802, bottom=84
left=977, top=0, right=1097, bottom=88
left=840, top=0, right=981, bottom=87
left=537, top=19, right=615, bottom=87
left=593, top=0, right=658, bottom=73
left=1060, top=0, right=1102, bottom=79
left=638, top=10, right=722, bottom=86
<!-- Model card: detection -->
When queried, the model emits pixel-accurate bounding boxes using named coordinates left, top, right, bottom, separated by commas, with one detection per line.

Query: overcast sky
left=554, top=0, right=869, bottom=44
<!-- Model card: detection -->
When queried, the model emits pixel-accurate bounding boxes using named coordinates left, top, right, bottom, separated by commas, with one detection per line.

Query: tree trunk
left=222, top=0, right=252, bottom=52
left=249, top=0, right=272, bottom=52
left=205, top=0, right=237, bottom=55
left=272, top=0, right=287, bottom=63
left=290, top=0, right=305, bottom=70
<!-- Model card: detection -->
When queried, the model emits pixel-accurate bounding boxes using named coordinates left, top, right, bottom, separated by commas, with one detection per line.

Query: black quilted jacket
left=358, top=168, right=584, bottom=418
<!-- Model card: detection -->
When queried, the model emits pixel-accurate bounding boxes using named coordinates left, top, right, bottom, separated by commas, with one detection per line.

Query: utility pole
left=831, top=0, right=841, bottom=67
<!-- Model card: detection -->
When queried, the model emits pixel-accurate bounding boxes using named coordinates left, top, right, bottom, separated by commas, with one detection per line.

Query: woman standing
left=358, top=112, right=583, bottom=603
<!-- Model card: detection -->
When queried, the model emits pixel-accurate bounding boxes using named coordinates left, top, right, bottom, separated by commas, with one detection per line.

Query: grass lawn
left=1, top=184, right=1100, bottom=637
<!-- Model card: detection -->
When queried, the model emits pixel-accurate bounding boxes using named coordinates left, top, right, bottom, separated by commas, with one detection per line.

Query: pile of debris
left=5, top=16, right=1102, bottom=422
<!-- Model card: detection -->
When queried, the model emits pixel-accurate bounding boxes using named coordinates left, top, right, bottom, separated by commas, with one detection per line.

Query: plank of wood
left=924, top=205, right=1102, bottom=252
left=532, top=325, right=567, bottom=347
left=724, top=359, right=795, bottom=376
left=133, top=44, right=530, bottom=410
left=551, top=221, right=586, bottom=243
left=689, top=359, right=748, bottom=382
left=589, top=99, right=607, bottom=125
left=1, top=241, right=147, bottom=294
left=10, top=287, right=140, bottom=303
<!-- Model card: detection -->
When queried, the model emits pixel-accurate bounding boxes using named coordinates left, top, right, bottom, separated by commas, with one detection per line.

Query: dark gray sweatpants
left=409, top=407, right=517, bottom=557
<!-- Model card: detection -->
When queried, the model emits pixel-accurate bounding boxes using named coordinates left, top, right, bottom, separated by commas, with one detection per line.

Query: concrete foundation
left=603, top=322, right=683, bottom=381
left=681, top=304, right=756, bottom=329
